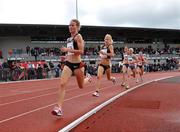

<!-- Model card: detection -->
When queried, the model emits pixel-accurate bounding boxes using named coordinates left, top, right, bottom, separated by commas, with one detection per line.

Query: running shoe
left=111, top=77, right=116, bottom=85
left=51, top=106, right=63, bottom=116
left=125, top=85, right=130, bottom=89
left=121, top=82, right=126, bottom=86
left=92, top=91, right=100, bottom=97
left=136, top=79, right=139, bottom=83
left=86, top=73, right=92, bottom=83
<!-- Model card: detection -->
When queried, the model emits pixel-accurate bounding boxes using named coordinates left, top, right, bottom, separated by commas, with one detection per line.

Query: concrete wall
left=0, top=36, right=66, bottom=58
left=0, top=36, right=30, bottom=58
left=0, top=36, right=179, bottom=59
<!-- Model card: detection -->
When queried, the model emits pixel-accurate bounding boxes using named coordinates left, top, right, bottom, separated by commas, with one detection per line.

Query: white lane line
left=0, top=76, right=105, bottom=88
left=0, top=83, right=117, bottom=124
left=0, top=82, right=84, bottom=98
left=0, top=79, right=111, bottom=105
left=0, top=92, right=56, bottom=106
left=0, top=87, right=76, bottom=106
left=0, top=77, right=96, bottom=97
left=59, top=76, right=174, bottom=132
left=0, top=87, right=58, bottom=98
left=0, top=78, right=59, bottom=85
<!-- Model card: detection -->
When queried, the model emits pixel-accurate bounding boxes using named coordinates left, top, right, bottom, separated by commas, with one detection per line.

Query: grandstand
left=1, top=23, right=180, bottom=132
left=0, top=24, right=180, bottom=81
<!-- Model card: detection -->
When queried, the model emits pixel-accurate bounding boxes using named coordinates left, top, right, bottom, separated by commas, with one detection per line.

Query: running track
left=73, top=75, right=180, bottom=132
left=0, top=72, right=179, bottom=132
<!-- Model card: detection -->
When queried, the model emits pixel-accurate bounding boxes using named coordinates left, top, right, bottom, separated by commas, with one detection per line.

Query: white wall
left=0, top=36, right=31, bottom=58
left=0, top=36, right=66, bottom=58
left=85, top=42, right=165, bottom=49
left=0, top=36, right=179, bottom=59
left=168, top=44, right=180, bottom=48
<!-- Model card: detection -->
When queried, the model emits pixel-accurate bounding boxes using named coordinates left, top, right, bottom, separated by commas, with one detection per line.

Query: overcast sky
left=0, top=0, right=180, bottom=29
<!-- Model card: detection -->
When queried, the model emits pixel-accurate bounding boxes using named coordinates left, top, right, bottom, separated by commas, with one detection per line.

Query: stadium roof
left=0, top=24, right=180, bottom=43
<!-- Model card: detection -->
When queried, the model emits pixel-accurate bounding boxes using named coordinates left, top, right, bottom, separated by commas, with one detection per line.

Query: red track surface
left=0, top=72, right=179, bottom=132
left=73, top=75, right=180, bottom=132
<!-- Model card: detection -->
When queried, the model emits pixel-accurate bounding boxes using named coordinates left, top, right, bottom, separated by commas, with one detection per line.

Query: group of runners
left=51, top=19, right=147, bottom=116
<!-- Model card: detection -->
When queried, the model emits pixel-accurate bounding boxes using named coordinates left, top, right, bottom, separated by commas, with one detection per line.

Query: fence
left=0, top=67, right=60, bottom=82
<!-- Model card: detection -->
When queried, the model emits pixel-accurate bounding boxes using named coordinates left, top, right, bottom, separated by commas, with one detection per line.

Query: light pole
left=76, top=0, right=78, bottom=19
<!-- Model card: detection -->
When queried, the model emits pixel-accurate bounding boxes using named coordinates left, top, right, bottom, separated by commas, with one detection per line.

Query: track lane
left=0, top=72, right=179, bottom=132
left=72, top=76, right=180, bottom=132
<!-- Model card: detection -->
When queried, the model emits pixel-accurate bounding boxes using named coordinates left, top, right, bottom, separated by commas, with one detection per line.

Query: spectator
left=34, top=49, right=38, bottom=61
left=55, top=65, right=60, bottom=78
left=43, top=63, right=50, bottom=78
left=0, top=61, right=3, bottom=81
left=2, top=59, right=9, bottom=81
left=26, top=45, right=30, bottom=55
left=0, top=50, right=3, bottom=59
left=36, top=64, right=43, bottom=79
left=49, top=61, right=55, bottom=78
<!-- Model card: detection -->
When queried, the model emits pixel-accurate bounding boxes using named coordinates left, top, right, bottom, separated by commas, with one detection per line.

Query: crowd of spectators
left=0, top=57, right=179, bottom=82
left=147, top=58, right=179, bottom=72
left=26, top=45, right=180, bottom=58
left=0, top=60, right=62, bottom=82
left=4, top=44, right=180, bottom=60
left=0, top=44, right=180, bottom=82
left=84, top=58, right=179, bottom=76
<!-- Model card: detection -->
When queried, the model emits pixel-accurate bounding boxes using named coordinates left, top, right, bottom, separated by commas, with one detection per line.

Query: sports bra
left=66, top=33, right=79, bottom=55
left=99, top=44, right=111, bottom=59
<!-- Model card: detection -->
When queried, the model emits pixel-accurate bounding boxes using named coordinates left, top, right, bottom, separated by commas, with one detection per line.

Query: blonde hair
left=105, top=34, right=113, bottom=44
left=71, top=19, right=81, bottom=31
left=129, top=48, right=134, bottom=53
